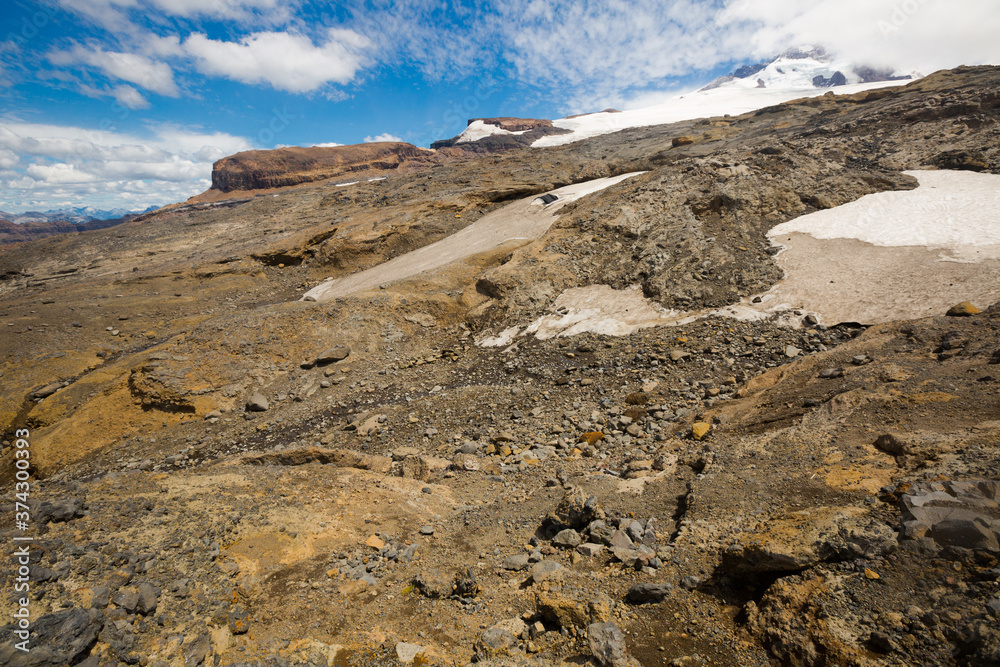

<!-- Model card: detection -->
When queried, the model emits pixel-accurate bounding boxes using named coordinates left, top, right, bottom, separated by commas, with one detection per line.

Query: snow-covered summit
left=532, top=48, right=921, bottom=148
left=701, top=47, right=918, bottom=91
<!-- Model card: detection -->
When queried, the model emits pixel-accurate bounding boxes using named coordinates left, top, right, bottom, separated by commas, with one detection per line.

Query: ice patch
left=477, top=326, right=521, bottom=348
left=768, top=170, right=1000, bottom=262
left=524, top=285, right=690, bottom=339
left=335, top=181, right=359, bottom=187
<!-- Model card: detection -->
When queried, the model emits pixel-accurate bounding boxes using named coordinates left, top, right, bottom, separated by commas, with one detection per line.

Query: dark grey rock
left=136, top=583, right=158, bottom=615
left=183, top=632, right=212, bottom=666
left=0, top=607, right=104, bottom=667
left=113, top=588, right=139, bottom=612
left=478, top=626, right=517, bottom=655
left=552, top=528, right=582, bottom=549
left=987, top=599, right=1000, bottom=617
left=90, top=586, right=110, bottom=608
left=588, top=622, right=632, bottom=667
left=588, top=520, right=615, bottom=545
left=529, top=560, right=565, bottom=584
left=625, top=582, right=674, bottom=603
left=503, top=553, right=530, bottom=571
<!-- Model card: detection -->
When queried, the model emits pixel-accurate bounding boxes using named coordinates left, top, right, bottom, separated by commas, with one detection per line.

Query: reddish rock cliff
left=210, top=142, right=433, bottom=192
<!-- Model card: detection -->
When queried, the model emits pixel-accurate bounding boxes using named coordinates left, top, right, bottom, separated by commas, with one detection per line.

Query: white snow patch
left=477, top=326, right=521, bottom=348
left=523, top=285, right=689, bottom=340
left=534, top=80, right=912, bottom=148
left=334, top=181, right=359, bottom=187
left=768, top=170, right=1000, bottom=262
left=455, top=120, right=528, bottom=144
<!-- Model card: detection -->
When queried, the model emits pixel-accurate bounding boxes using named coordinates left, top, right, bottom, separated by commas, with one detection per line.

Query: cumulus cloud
left=184, top=29, right=370, bottom=92
left=0, top=121, right=252, bottom=211
left=363, top=133, right=402, bottom=143
left=0, top=148, right=19, bottom=169
left=311, top=142, right=344, bottom=147
left=49, top=45, right=181, bottom=96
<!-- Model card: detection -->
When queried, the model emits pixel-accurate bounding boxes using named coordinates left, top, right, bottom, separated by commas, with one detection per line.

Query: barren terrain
left=1, top=66, right=999, bottom=667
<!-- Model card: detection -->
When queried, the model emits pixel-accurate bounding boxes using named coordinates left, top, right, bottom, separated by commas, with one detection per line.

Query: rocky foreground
left=1, top=66, right=999, bottom=666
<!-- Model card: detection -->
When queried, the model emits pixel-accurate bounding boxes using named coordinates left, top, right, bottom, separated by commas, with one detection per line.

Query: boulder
left=537, top=587, right=613, bottom=629
left=503, top=553, right=530, bottom=571
left=946, top=301, right=980, bottom=316
left=528, top=560, right=566, bottom=584
left=900, top=480, right=1000, bottom=552
left=246, top=392, right=269, bottom=412
left=588, top=622, right=635, bottom=667
left=316, top=346, right=351, bottom=364
left=723, top=506, right=896, bottom=575
left=625, top=582, right=674, bottom=603
left=552, top=529, right=583, bottom=549
left=0, top=608, right=104, bottom=666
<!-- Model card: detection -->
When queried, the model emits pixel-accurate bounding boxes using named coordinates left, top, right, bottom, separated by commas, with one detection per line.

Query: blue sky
left=1, top=0, right=997, bottom=213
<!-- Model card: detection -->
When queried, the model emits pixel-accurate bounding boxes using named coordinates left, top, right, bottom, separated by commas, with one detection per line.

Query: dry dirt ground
left=1, top=66, right=999, bottom=667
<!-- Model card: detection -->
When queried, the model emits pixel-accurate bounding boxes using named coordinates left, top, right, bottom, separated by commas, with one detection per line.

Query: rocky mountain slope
left=0, top=65, right=999, bottom=667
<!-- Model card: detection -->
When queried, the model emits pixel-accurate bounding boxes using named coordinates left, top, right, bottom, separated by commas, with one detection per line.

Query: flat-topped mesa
left=210, top=142, right=431, bottom=192
left=430, top=117, right=571, bottom=151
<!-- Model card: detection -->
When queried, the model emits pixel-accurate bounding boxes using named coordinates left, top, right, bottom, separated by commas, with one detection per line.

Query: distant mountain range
left=0, top=205, right=162, bottom=244
left=0, top=205, right=159, bottom=225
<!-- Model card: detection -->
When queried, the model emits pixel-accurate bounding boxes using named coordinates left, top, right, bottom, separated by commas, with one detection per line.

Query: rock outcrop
left=209, top=142, right=432, bottom=192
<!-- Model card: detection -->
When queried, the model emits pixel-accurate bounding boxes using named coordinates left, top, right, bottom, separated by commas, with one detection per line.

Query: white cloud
left=149, top=0, right=289, bottom=21
left=491, top=0, right=738, bottom=97
left=718, top=0, right=1000, bottom=74
left=50, top=45, right=181, bottom=96
left=0, top=121, right=253, bottom=212
left=311, top=142, right=343, bottom=147
left=363, top=133, right=402, bottom=143
left=25, top=163, right=102, bottom=184
left=0, top=148, right=19, bottom=169
left=184, top=28, right=370, bottom=92
left=111, top=84, right=150, bottom=109
left=54, top=0, right=138, bottom=33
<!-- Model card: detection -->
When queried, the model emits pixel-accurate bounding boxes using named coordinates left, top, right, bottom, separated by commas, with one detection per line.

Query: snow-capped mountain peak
left=701, top=47, right=919, bottom=92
